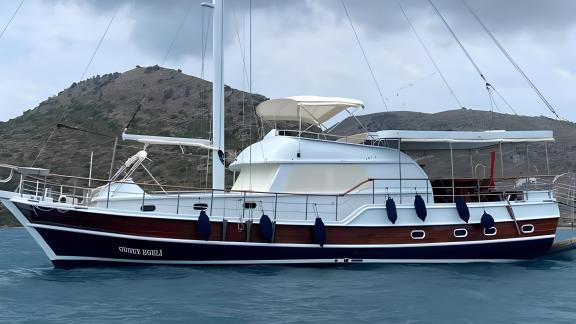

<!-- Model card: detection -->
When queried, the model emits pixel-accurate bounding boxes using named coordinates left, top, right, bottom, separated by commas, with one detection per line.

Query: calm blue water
left=1, top=228, right=576, bottom=324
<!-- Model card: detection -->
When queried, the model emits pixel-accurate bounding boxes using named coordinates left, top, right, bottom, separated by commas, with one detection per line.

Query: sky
left=1, top=0, right=575, bottom=123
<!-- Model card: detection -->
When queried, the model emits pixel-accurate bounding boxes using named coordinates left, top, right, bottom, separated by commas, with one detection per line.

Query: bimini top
left=256, top=96, right=364, bottom=125
left=364, top=130, right=554, bottom=150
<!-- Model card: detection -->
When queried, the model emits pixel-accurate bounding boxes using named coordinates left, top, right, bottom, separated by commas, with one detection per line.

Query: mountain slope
left=0, top=65, right=268, bottom=189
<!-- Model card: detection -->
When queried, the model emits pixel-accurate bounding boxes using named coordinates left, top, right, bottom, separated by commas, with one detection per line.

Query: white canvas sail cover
left=122, top=133, right=216, bottom=150
left=256, top=96, right=364, bottom=125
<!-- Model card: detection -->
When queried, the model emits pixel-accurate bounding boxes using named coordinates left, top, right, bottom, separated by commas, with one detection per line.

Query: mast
left=211, top=0, right=225, bottom=190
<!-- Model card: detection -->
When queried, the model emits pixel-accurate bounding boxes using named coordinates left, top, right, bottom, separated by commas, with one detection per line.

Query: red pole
left=489, top=150, right=496, bottom=190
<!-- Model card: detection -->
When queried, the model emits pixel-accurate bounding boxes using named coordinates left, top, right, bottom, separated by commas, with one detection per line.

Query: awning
left=362, top=130, right=555, bottom=150
left=256, top=96, right=364, bottom=125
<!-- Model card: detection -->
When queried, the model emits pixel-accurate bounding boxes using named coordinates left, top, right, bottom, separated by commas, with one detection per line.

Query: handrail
left=13, top=172, right=560, bottom=223
left=20, top=172, right=556, bottom=202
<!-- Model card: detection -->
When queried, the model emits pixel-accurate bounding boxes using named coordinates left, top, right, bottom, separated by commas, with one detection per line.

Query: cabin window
left=410, top=230, right=426, bottom=240
left=521, top=224, right=534, bottom=234
left=453, top=228, right=468, bottom=238
left=193, top=203, right=208, bottom=211
left=141, top=205, right=156, bottom=212
left=244, top=202, right=257, bottom=209
left=483, top=227, right=497, bottom=236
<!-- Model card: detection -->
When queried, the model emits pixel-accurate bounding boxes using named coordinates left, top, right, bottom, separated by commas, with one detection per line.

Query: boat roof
left=256, top=96, right=364, bottom=125
left=362, top=130, right=554, bottom=150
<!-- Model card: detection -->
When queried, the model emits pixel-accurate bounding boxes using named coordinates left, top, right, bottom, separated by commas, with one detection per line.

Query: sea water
left=1, top=228, right=576, bottom=324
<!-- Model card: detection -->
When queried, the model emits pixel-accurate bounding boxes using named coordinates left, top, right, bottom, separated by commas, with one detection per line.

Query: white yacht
left=0, top=0, right=560, bottom=267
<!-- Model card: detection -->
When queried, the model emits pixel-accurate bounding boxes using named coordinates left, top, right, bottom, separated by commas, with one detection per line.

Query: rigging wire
left=126, top=1, right=198, bottom=133
left=0, top=0, right=25, bottom=41
left=396, top=0, right=462, bottom=108
left=426, top=0, right=517, bottom=115
left=461, top=0, right=559, bottom=119
left=490, top=86, right=516, bottom=114
left=80, top=6, right=120, bottom=81
left=427, top=0, right=483, bottom=81
left=231, top=2, right=262, bottom=145
left=32, top=5, right=120, bottom=166
left=393, top=72, right=437, bottom=94
left=56, top=123, right=116, bottom=139
left=486, top=87, right=500, bottom=128
left=340, top=0, right=389, bottom=111
left=231, top=8, right=248, bottom=149
left=161, top=1, right=194, bottom=66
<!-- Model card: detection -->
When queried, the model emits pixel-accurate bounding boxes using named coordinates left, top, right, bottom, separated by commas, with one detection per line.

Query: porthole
left=410, top=230, right=426, bottom=240
left=521, top=224, right=534, bottom=234
left=193, top=203, right=208, bottom=211
left=141, top=205, right=156, bottom=212
left=244, top=202, right=257, bottom=209
left=483, top=227, right=497, bottom=236
left=453, top=228, right=468, bottom=238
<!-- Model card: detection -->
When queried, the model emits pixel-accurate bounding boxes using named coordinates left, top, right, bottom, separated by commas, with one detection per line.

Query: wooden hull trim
left=14, top=201, right=559, bottom=245
left=29, top=222, right=555, bottom=249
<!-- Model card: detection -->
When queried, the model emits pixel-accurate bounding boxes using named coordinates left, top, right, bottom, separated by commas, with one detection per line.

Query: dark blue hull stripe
left=35, top=227, right=554, bottom=265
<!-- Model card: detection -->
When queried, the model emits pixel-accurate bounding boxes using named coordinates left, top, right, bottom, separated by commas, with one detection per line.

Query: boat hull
left=3, top=199, right=559, bottom=267
left=33, top=226, right=554, bottom=267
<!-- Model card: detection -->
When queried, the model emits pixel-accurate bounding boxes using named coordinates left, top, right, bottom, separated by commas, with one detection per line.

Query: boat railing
left=276, top=129, right=372, bottom=145
left=550, top=172, right=576, bottom=227
left=12, top=172, right=556, bottom=222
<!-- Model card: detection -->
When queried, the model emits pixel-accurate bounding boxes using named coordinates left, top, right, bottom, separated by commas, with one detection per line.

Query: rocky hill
left=1, top=65, right=576, bottom=225
left=0, top=65, right=268, bottom=187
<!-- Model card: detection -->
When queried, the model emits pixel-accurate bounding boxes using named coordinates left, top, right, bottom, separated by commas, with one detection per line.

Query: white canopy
left=365, top=130, right=554, bottom=150
left=122, top=133, right=217, bottom=150
left=256, top=96, right=364, bottom=125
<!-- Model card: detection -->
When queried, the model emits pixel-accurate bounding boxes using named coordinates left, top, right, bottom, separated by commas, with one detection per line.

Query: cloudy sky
left=1, top=0, right=575, bottom=123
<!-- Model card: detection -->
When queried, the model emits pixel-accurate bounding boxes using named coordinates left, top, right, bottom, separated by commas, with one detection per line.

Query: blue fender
left=414, top=194, right=427, bottom=222
left=259, top=214, right=274, bottom=242
left=197, top=210, right=212, bottom=240
left=314, top=218, right=326, bottom=247
left=386, top=197, right=398, bottom=224
left=481, top=212, right=495, bottom=229
left=455, top=197, right=470, bottom=223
